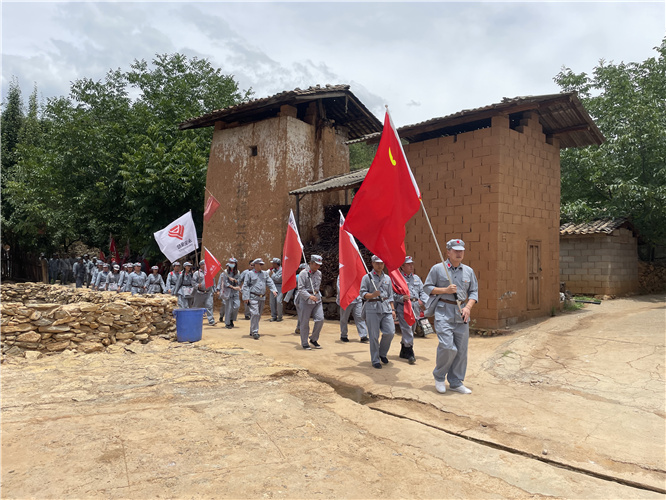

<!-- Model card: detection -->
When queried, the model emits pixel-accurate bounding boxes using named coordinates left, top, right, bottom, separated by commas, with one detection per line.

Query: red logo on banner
left=168, top=224, right=184, bottom=240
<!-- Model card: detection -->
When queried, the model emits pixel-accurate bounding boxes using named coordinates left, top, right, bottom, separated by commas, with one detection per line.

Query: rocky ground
left=2, top=295, right=664, bottom=499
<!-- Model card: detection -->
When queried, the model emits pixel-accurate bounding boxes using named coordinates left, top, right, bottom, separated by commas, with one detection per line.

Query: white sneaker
left=435, top=381, right=447, bottom=394
left=449, top=384, right=472, bottom=394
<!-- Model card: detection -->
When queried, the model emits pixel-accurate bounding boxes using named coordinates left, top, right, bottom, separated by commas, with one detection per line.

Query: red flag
left=203, top=194, right=221, bottom=222
left=99, top=250, right=105, bottom=261
left=389, top=269, right=416, bottom=326
left=281, top=209, right=303, bottom=294
left=203, top=247, right=222, bottom=288
left=109, top=237, right=120, bottom=263
left=343, top=110, right=421, bottom=271
left=339, top=212, right=367, bottom=310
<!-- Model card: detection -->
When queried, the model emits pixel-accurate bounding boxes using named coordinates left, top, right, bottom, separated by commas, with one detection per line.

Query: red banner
left=338, top=212, right=367, bottom=310
left=281, top=210, right=303, bottom=294
left=203, top=247, right=222, bottom=288
left=389, top=269, right=416, bottom=326
left=203, top=195, right=221, bottom=222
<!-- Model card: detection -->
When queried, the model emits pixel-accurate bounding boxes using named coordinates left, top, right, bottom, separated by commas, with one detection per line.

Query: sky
left=2, top=1, right=665, bottom=127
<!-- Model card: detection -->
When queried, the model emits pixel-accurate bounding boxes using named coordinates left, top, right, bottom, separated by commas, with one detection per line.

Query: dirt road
left=2, top=295, right=664, bottom=498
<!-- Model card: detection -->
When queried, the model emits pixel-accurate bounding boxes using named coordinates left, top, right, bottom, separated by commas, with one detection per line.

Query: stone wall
left=1, top=283, right=177, bottom=356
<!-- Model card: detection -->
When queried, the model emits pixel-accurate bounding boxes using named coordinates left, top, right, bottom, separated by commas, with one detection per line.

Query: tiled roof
left=289, top=168, right=369, bottom=196
left=350, top=92, right=604, bottom=149
left=179, top=84, right=382, bottom=140
left=560, top=218, right=634, bottom=235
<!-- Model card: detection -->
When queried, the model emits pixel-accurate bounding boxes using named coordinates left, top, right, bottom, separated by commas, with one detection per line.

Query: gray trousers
left=432, top=318, right=469, bottom=387
left=299, top=300, right=324, bottom=347
left=270, top=290, right=283, bottom=320
left=365, top=311, right=395, bottom=365
left=75, top=276, right=84, bottom=288
left=224, top=293, right=240, bottom=326
left=194, top=291, right=215, bottom=324
left=177, top=295, right=194, bottom=309
left=248, top=299, right=265, bottom=335
left=396, top=301, right=421, bottom=347
left=339, top=302, right=368, bottom=339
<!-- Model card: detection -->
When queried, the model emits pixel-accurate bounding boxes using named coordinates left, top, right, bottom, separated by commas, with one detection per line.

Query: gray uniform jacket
left=242, top=270, right=277, bottom=301
left=173, top=271, right=195, bottom=297
left=117, top=270, right=128, bottom=290
left=192, top=270, right=215, bottom=293
left=165, top=271, right=180, bottom=294
left=269, top=267, right=283, bottom=287
left=105, top=272, right=122, bottom=290
left=218, top=271, right=240, bottom=299
left=423, top=261, right=479, bottom=324
left=124, top=271, right=148, bottom=294
left=395, top=273, right=428, bottom=304
left=360, top=271, right=394, bottom=314
left=297, top=269, right=322, bottom=304
left=146, top=273, right=166, bottom=293
left=73, top=262, right=85, bottom=280
left=95, top=271, right=110, bottom=290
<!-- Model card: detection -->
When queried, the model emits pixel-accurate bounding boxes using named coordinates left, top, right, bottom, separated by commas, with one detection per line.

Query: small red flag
left=338, top=212, right=367, bottom=310
left=389, top=269, right=416, bottom=326
left=99, top=251, right=105, bottom=261
left=281, top=209, right=303, bottom=294
left=203, top=247, right=222, bottom=288
left=203, top=194, right=221, bottom=222
left=109, top=237, right=120, bottom=263
left=343, top=110, right=421, bottom=271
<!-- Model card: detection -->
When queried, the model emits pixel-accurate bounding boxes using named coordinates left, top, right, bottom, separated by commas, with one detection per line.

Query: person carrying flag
left=174, top=262, right=195, bottom=308
left=360, top=255, right=396, bottom=369
left=396, top=256, right=429, bottom=364
left=193, top=260, right=216, bottom=326
left=297, top=255, right=325, bottom=350
left=337, top=275, right=368, bottom=343
left=242, top=258, right=278, bottom=340
left=239, top=260, right=254, bottom=320
left=423, top=239, right=478, bottom=395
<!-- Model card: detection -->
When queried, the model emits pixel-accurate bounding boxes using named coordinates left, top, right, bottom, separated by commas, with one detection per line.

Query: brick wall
left=404, top=112, right=561, bottom=329
left=203, top=110, right=347, bottom=264
left=560, top=228, right=639, bottom=296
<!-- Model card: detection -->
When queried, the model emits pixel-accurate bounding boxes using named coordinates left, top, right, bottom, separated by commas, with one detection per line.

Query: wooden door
left=527, top=241, right=541, bottom=310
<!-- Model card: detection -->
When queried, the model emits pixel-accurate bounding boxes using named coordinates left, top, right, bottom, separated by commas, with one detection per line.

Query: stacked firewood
left=638, top=261, right=666, bottom=293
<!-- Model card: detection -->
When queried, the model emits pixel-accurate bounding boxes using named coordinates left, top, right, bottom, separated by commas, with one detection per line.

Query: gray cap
left=252, top=258, right=265, bottom=265
left=199, top=260, right=205, bottom=266
left=298, top=263, right=307, bottom=270
left=102, top=263, right=109, bottom=268
left=446, top=239, right=465, bottom=250
left=183, top=261, right=192, bottom=267
left=113, top=264, right=120, bottom=270
left=310, top=254, right=323, bottom=265
left=403, top=255, right=414, bottom=264
left=272, top=257, right=281, bottom=264
left=151, top=265, right=159, bottom=270
left=371, top=255, right=383, bottom=263
left=173, top=261, right=181, bottom=266
left=228, top=257, right=238, bottom=263
left=134, top=262, right=142, bottom=267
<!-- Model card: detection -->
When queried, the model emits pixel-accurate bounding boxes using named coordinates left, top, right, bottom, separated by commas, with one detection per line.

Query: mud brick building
left=179, top=85, right=381, bottom=263
left=560, top=218, right=639, bottom=296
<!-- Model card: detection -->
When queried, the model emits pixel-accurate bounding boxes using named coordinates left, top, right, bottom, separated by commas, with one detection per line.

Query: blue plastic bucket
left=173, top=308, right=206, bottom=342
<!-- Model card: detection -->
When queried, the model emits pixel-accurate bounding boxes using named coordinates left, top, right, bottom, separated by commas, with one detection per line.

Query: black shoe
left=225, top=325, right=233, bottom=329
left=380, top=356, right=389, bottom=364
left=269, top=318, right=276, bottom=322
left=276, top=318, right=283, bottom=322
left=360, top=337, right=369, bottom=343
left=372, top=363, right=382, bottom=369
left=408, top=346, right=416, bottom=365
left=230, top=321, right=234, bottom=327
left=302, top=345, right=312, bottom=350
left=340, top=337, right=350, bottom=342
left=310, top=339, right=322, bottom=349
left=219, top=316, right=224, bottom=322
left=208, top=322, right=216, bottom=326
left=399, top=343, right=409, bottom=359
left=252, top=333, right=260, bottom=340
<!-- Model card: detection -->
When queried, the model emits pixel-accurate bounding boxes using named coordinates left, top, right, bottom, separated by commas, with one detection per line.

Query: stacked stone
left=638, top=261, right=666, bottom=294
left=1, top=283, right=177, bottom=356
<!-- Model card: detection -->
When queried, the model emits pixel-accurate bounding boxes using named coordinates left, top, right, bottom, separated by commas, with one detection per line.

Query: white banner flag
left=153, top=210, right=199, bottom=262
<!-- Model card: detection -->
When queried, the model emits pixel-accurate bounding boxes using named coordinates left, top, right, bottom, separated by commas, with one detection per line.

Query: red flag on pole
left=99, top=250, right=105, bottom=261
left=203, top=194, right=221, bottom=222
left=109, top=236, right=119, bottom=263
left=281, top=209, right=303, bottom=294
left=343, top=110, right=421, bottom=271
left=389, top=269, right=416, bottom=326
left=338, top=212, right=367, bottom=310
left=203, top=247, right=222, bottom=288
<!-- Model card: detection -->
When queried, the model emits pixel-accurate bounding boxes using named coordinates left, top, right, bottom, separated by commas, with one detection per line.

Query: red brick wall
left=404, top=112, right=561, bottom=329
left=203, top=114, right=347, bottom=265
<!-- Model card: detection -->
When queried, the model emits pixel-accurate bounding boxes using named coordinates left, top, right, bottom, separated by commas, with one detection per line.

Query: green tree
left=1, top=77, right=24, bottom=241
left=554, top=38, right=666, bottom=246
left=349, top=142, right=377, bottom=171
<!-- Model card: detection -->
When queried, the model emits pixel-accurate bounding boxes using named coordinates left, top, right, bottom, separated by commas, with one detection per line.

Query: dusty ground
left=1, top=295, right=664, bottom=499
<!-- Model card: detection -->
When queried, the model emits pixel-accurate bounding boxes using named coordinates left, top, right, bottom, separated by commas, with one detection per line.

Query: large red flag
left=203, top=194, right=221, bottom=222
left=338, top=212, right=367, bottom=310
left=109, top=237, right=119, bottom=263
left=389, top=269, right=416, bottom=326
left=343, top=110, right=421, bottom=271
left=203, top=247, right=222, bottom=288
left=281, top=209, right=303, bottom=294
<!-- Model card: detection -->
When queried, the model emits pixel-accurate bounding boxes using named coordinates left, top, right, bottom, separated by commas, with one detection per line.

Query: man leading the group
left=423, top=239, right=478, bottom=395
left=359, top=255, right=395, bottom=369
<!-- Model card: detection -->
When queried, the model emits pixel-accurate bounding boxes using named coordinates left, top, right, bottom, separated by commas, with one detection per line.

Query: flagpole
left=419, top=199, right=465, bottom=319
left=339, top=210, right=379, bottom=293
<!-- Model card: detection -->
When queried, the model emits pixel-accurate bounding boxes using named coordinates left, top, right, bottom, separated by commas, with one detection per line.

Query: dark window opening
left=250, top=145, right=258, bottom=156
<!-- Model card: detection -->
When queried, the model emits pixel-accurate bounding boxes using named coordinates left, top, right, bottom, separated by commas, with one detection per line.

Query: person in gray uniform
left=242, top=258, right=277, bottom=340
left=297, top=255, right=324, bottom=350
left=193, top=260, right=216, bottom=326
left=173, top=262, right=195, bottom=308
left=124, top=262, right=148, bottom=295
left=48, top=254, right=59, bottom=284
left=268, top=257, right=284, bottom=322
left=95, top=263, right=111, bottom=291
left=146, top=265, right=166, bottom=294
left=239, top=260, right=254, bottom=319
left=165, top=262, right=181, bottom=295
left=423, top=239, right=478, bottom=395
left=91, top=261, right=103, bottom=290
left=283, top=263, right=306, bottom=335
left=337, top=275, right=368, bottom=343
left=86, top=256, right=96, bottom=287
left=73, top=257, right=86, bottom=288
left=360, top=255, right=396, bottom=369
left=218, top=258, right=240, bottom=329
left=59, top=254, right=71, bottom=285
left=105, top=264, right=122, bottom=292
left=396, top=255, right=429, bottom=364
left=117, top=263, right=129, bottom=291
